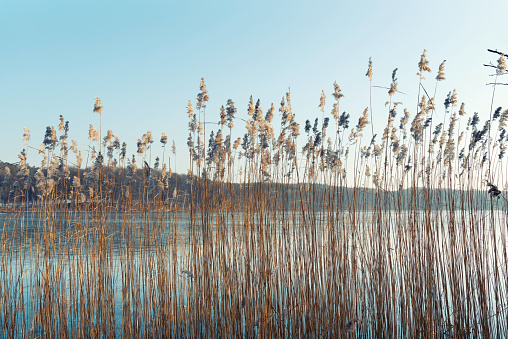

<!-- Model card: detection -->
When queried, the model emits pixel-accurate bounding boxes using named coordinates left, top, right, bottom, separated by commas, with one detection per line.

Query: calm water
left=1, top=209, right=507, bottom=336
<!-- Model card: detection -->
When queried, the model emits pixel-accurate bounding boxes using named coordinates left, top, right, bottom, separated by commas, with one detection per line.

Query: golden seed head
left=459, top=103, right=466, bottom=116
left=418, top=49, right=431, bottom=73
left=366, top=57, right=373, bottom=80
left=451, top=89, right=457, bottom=106
left=58, top=115, right=65, bottom=133
left=196, top=77, right=209, bottom=110
left=319, top=90, right=326, bottom=113
left=499, top=109, right=508, bottom=130
left=93, top=97, right=103, bottom=114
left=23, top=127, right=31, bottom=143
left=51, top=126, right=57, bottom=143
left=356, top=107, right=370, bottom=133
left=497, top=55, right=507, bottom=74
left=388, top=68, right=398, bottom=97
left=436, top=60, right=446, bottom=81
left=76, top=151, right=82, bottom=168
left=187, top=100, right=193, bottom=119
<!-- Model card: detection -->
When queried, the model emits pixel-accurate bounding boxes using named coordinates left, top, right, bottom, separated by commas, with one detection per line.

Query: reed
left=1, top=50, right=507, bottom=338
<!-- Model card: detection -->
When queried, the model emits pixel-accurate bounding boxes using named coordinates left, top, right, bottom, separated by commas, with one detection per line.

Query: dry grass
left=1, top=50, right=508, bottom=337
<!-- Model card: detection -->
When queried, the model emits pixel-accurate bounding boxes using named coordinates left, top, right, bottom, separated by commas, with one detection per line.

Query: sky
left=1, top=0, right=507, bottom=174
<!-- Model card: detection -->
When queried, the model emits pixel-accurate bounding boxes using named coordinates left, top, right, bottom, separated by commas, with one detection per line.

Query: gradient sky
left=1, top=0, right=507, bottom=173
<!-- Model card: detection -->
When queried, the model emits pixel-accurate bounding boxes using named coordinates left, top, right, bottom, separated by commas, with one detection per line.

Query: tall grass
left=1, top=50, right=508, bottom=337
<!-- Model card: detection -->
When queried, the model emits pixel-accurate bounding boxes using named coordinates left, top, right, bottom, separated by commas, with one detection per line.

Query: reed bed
left=1, top=50, right=508, bottom=338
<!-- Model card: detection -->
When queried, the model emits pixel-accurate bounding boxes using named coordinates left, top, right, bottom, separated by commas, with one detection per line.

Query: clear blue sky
left=1, top=0, right=507, bottom=173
